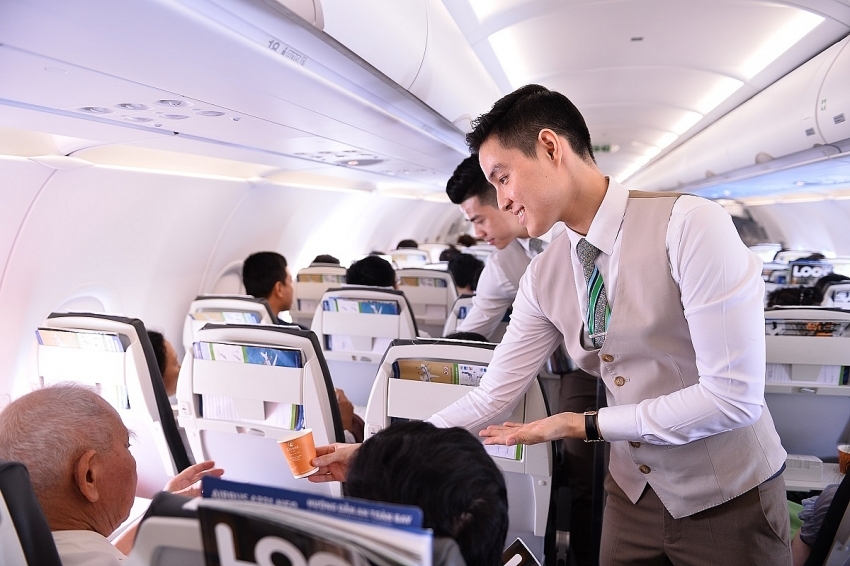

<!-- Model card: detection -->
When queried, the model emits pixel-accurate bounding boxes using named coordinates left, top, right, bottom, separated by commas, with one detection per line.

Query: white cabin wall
left=0, top=159, right=459, bottom=400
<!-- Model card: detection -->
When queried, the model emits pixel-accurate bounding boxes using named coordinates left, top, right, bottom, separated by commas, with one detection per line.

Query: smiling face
left=479, top=134, right=567, bottom=238
left=459, top=195, right=527, bottom=250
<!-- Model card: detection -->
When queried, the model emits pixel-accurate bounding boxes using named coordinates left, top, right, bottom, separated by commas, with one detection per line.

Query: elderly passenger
left=0, top=383, right=222, bottom=564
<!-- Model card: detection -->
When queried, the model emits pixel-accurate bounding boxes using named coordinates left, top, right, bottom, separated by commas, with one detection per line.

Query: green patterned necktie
left=576, top=238, right=610, bottom=348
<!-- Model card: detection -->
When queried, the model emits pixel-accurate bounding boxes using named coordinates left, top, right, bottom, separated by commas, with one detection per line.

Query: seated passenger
left=447, top=254, right=484, bottom=295
left=147, top=330, right=180, bottom=400
left=792, top=483, right=840, bottom=566
left=242, top=251, right=294, bottom=323
left=0, top=383, right=223, bottom=562
left=346, top=421, right=508, bottom=566
left=346, top=255, right=397, bottom=288
left=767, top=286, right=823, bottom=307
left=396, top=239, right=419, bottom=249
left=311, top=254, right=341, bottom=265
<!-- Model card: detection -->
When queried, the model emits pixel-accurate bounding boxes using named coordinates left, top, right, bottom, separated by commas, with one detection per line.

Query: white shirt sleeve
left=430, top=267, right=563, bottom=430
left=456, top=256, right=516, bottom=340
left=599, top=197, right=768, bottom=445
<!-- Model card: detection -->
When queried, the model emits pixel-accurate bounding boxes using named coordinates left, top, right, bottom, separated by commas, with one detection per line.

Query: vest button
left=601, top=354, right=614, bottom=363
left=639, top=464, right=651, bottom=474
left=614, top=376, right=626, bottom=386
left=629, top=441, right=641, bottom=448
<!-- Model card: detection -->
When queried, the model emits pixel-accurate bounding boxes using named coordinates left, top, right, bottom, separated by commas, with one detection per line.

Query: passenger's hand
left=335, top=388, right=355, bottom=432
left=480, top=413, right=583, bottom=446
left=308, top=443, right=360, bottom=483
left=164, top=460, right=225, bottom=497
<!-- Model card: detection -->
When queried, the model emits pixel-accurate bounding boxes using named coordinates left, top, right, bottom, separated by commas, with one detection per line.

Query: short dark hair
left=396, top=239, right=419, bottom=249
left=346, top=255, right=396, bottom=287
left=447, top=253, right=484, bottom=291
left=815, top=273, right=850, bottom=296
left=312, top=254, right=340, bottom=265
left=466, top=84, right=595, bottom=164
left=446, top=155, right=497, bottom=208
left=147, top=330, right=167, bottom=375
left=456, top=234, right=477, bottom=247
left=443, top=331, right=490, bottom=342
left=242, top=252, right=288, bottom=299
left=439, top=245, right=461, bottom=262
left=346, top=421, right=508, bottom=566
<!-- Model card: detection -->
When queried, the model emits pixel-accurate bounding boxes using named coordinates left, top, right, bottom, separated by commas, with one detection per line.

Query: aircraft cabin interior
left=2, top=1, right=850, bottom=565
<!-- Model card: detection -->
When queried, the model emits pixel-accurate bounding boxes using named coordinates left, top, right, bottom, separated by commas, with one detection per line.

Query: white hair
left=0, top=383, right=118, bottom=499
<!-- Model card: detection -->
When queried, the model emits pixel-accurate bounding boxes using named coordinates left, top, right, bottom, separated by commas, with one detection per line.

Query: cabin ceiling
left=0, top=0, right=849, bottom=199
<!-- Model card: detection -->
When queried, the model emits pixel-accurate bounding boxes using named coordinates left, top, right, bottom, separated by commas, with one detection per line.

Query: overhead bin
left=279, top=0, right=502, bottom=131
left=629, top=36, right=850, bottom=192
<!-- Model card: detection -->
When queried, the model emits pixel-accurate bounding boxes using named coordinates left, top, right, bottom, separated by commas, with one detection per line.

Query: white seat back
left=464, top=244, right=497, bottom=263
left=311, top=287, right=419, bottom=406
left=291, top=265, right=347, bottom=328
left=388, top=248, right=430, bottom=268
left=36, top=313, right=193, bottom=498
left=763, top=307, right=850, bottom=460
left=176, top=323, right=344, bottom=497
left=822, top=283, right=850, bottom=307
left=442, top=295, right=510, bottom=342
left=125, top=517, right=203, bottom=566
left=397, top=268, right=458, bottom=338
left=364, top=339, right=552, bottom=563
left=419, top=243, right=450, bottom=263
left=183, top=295, right=275, bottom=355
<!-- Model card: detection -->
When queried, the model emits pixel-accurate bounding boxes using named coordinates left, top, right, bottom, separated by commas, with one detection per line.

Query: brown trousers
left=599, top=471, right=792, bottom=566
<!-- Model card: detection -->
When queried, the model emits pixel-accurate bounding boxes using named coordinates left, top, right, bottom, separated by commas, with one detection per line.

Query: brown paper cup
left=278, top=428, right=319, bottom=479
left=839, top=444, right=850, bottom=475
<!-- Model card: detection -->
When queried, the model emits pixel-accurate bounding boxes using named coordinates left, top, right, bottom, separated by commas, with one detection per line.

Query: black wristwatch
left=583, top=411, right=605, bottom=443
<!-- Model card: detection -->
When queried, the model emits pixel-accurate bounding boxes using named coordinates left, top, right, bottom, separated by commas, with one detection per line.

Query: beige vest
left=537, top=192, right=786, bottom=518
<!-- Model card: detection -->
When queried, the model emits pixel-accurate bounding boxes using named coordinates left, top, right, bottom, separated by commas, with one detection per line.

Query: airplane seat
left=464, top=244, right=497, bottom=263
left=821, top=283, right=850, bottom=308
left=36, top=312, right=192, bottom=498
left=418, top=242, right=450, bottom=263
left=363, top=339, right=554, bottom=564
left=388, top=248, right=430, bottom=268
left=176, top=323, right=344, bottom=497
left=310, top=286, right=419, bottom=406
left=291, top=264, right=347, bottom=328
left=396, top=268, right=458, bottom=338
left=763, top=307, right=850, bottom=461
left=125, top=492, right=203, bottom=566
left=442, top=295, right=511, bottom=342
left=0, top=460, right=62, bottom=566
left=803, top=470, right=850, bottom=566
left=183, top=295, right=276, bottom=356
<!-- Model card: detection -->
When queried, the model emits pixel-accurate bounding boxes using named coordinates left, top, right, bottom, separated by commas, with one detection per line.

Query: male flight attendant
left=446, top=154, right=558, bottom=340
left=441, top=85, right=791, bottom=565
left=310, top=84, right=790, bottom=564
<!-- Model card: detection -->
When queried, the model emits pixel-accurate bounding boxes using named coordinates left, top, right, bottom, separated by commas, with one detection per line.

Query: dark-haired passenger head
left=466, top=84, right=595, bottom=166
left=439, top=245, right=461, bottom=262
left=443, top=331, right=490, bottom=343
left=312, top=254, right=340, bottom=265
left=346, top=421, right=508, bottom=566
left=346, top=255, right=397, bottom=288
left=147, top=330, right=181, bottom=397
left=766, top=286, right=823, bottom=307
left=396, top=239, right=419, bottom=249
left=456, top=234, right=477, bottom=247
left=447, top=253, right=484, bottom=295
left=242, top=251, right=293, bottom=315
left=446, top=154, right=498, bottom=208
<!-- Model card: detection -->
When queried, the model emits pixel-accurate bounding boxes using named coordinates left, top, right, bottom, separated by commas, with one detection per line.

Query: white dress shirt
left=458, top=223, right=564, bottom=340
left=53, top=530, right=126, bottom=566
left=431, top=180, right=767, bottom=445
